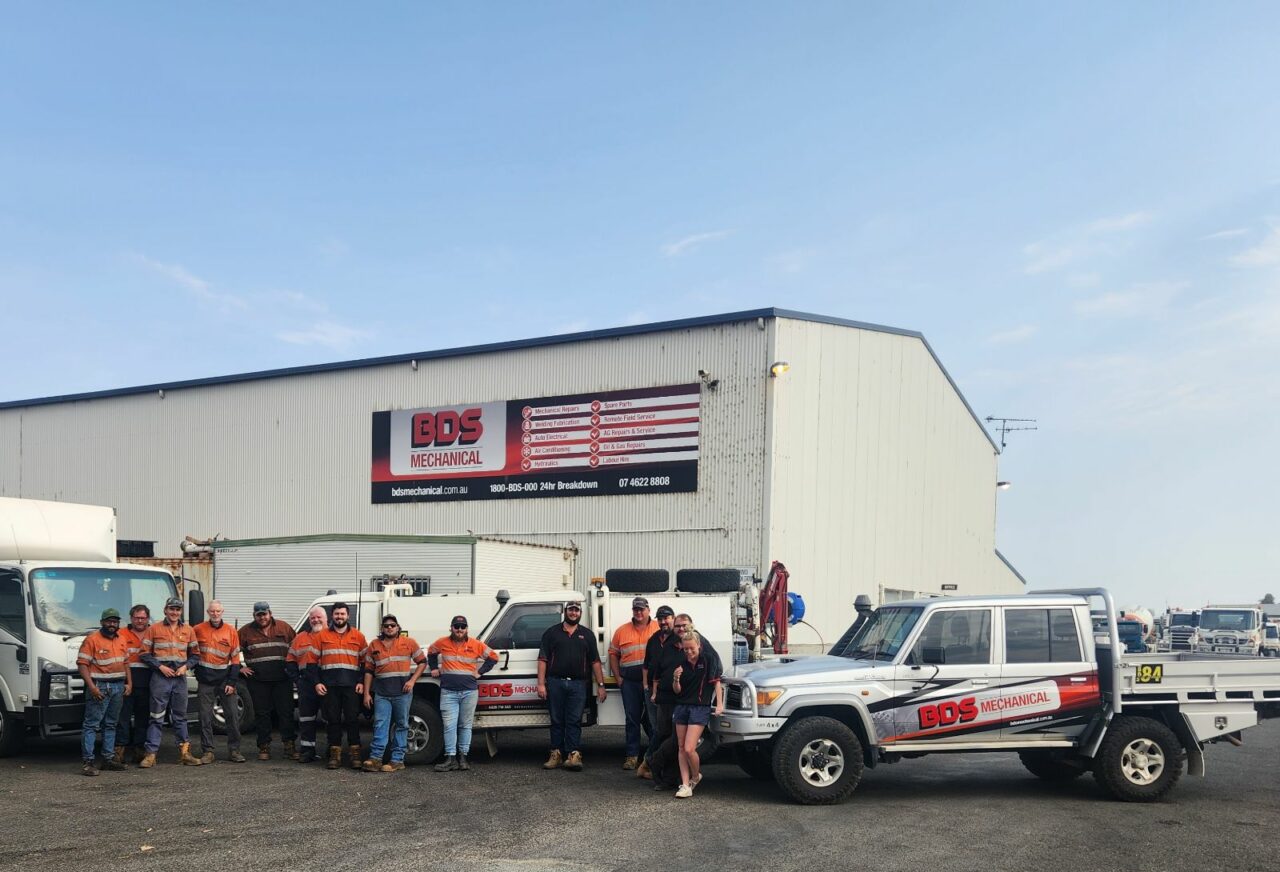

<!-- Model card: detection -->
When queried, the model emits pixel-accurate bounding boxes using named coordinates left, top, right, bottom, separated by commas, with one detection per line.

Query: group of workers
left=76, top=594, right=723, bottom=798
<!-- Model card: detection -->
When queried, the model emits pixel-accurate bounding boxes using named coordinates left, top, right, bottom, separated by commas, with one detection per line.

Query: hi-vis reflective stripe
left=245, top=641, right=289, bottom=662
left=322, top=662, right=361, bottom=671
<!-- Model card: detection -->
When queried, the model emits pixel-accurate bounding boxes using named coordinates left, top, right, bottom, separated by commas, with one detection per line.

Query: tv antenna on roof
left=984, top=416, right=1037, bottom=451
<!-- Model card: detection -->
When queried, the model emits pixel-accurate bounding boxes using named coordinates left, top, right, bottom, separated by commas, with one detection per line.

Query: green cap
left=100, top=608, right=121, bottom=621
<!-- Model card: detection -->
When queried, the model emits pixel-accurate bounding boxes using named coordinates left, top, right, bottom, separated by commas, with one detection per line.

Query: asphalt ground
left=0, top=720, right=1277, bottom=872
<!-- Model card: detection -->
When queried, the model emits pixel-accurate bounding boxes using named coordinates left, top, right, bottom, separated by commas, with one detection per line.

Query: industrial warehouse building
left=0, top=308, right=1023, bottom=648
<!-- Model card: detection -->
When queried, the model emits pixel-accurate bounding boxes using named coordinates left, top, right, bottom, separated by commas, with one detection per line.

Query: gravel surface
left=1, top=720, right=1276, bottom=872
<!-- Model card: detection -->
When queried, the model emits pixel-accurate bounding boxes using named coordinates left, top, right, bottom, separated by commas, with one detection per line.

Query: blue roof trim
left=996, top=549, right=1027, bottom=586
left=0, top=306, right=999, bottom=450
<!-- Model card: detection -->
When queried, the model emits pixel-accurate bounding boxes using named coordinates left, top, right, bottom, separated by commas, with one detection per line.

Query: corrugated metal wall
left=471, top=539, right=576, bottom=598
left=212, top=538, right=474, bottom=626
left=765, top=319, right=1022, bottom=648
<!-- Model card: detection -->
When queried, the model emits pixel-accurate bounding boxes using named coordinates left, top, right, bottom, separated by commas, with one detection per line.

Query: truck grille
left=726, top=683, right=748, bottom=711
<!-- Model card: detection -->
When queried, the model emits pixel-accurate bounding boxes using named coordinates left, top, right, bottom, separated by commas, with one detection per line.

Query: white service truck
left=0, top=497, right=197, bottom=755
left=1193, top=605, right=1265, bottom=657
left=715, top=588, right=1280, bottom=804
left=1158, top=608, right=1199, bottom=652
left=294, top=566, right=787, bottom=765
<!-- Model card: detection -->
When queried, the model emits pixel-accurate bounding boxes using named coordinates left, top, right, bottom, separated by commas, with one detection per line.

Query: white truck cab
left=1193, top=605, right=1264, bottom=657
left=0, top=498, right=192, bottom=756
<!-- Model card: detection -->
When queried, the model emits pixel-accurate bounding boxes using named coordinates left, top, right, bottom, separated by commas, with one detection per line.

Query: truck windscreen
left=832, top=606, right=922, bottom=662
left=30, top=568, right=175, bottom=635
left=1198, top=610, right=1257, bottom=631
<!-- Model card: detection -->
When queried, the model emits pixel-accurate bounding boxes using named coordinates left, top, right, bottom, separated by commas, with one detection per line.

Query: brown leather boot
left=178, top=742, right=203, bottom=766
left=111, top=747, right=126, bottom=765
left=348, top=745, right=363, bottom=770
left=636, top=760, right=653, bottom=780
left=622, top=755, right=638, bottom=770
left=257, top=744, right=271, bottom=761
left=138, top=752, right=157, bottom=768
left=327, top=746, right=343, bottom=770
left=362, top=758, right=381, bottom=772
left=542, top=749, right=563, bottom=770
left=563, top=750, right=584, bottom=771
left=285, top=740, right=298, bottom=761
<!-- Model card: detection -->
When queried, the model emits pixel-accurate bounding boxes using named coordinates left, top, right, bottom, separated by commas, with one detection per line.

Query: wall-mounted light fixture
left=769, top=361, right=791, bottom=378
left=410, top=359, right=418, bottom=371
left=996, top=481, right=1012, bottom=490
left=158, top=389, right=165, bottom=399
left=698, top=369, right=720, bottom=391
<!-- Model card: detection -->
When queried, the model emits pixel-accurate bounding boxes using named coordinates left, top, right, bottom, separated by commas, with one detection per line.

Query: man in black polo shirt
left=536, top=601, right=606, bottom=771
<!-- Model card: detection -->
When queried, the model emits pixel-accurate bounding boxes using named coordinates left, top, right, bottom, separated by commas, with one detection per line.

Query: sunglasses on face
left=382, top=623, right=398, bottom=628
left=451, top=624, right=467, bottom=630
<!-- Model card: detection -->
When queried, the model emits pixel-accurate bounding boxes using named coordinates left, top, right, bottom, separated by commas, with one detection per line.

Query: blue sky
left=2, top=3, right=1278, bottom=608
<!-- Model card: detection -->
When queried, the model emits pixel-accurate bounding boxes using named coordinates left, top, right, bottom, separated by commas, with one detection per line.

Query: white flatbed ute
left=716, top=587, right=1280, bottom=804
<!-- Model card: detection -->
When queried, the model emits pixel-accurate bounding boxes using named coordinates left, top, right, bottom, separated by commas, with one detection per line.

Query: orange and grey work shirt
left=427, top=636, right=499, bottom=692
left=306, top=626, right=368, bottom=689
left=286, top=630, right=320, bottom=684
left=364, top=635, right=427, bottom=696
left=77, top=630, right=131, bottom=682
left=140, top=620, right=199, bottom=674
left=192, top=620, right=242, bottom=685
left=120, top=625, right=152, bottom=687
left=608, top=619, right=659, bottom=682
left=238, top=619, right=296, bottom=683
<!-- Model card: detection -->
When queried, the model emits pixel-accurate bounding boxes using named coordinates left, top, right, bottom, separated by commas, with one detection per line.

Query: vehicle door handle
left=970, top=679, right=990, bottom=686
left=499, top=651, right=511, bottom=671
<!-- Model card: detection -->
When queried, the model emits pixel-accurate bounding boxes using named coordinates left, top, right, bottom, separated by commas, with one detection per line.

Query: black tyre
left=404, top=696, right=445, bottom=766
left=1019, top=749, right=1087, bottom=782
left=213, top=680, right=254, bottom=735
left=1092, top=715, right=1184, bottom=802
left=605, top=569, right=670, bottom=594
left=735, top=743, right=775, bottom=781
left=772, top=716, right=864, bottom=805
left=676, top=569, right=741, bottom=593
left=0, top=705, right=24, bottom=757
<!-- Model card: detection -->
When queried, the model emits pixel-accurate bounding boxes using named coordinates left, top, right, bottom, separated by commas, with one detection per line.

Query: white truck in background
left=1159, top=608, right=1199, bottom=652
left=1193, top=605, right=1265, bottom=657
left=0, top=497, right=196, bottom=756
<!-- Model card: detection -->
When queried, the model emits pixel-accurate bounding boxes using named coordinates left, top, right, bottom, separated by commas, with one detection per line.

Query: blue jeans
left=370, top=693, right=411, bottom=763
left=440, top=688, right=479, bottom=756
left=621, top=679, right=650, bottom=757
left=546, top=677, right=587, bottom=754
left=82, top=681, right=126, bottom=762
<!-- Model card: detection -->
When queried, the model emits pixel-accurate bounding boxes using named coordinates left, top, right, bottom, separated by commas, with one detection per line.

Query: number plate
left=1134, top=664, right=1163, bottom=684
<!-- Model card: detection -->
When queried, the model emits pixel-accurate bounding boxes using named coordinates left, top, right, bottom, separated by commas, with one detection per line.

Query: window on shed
left=1005, top=608, right=1083, bottom=663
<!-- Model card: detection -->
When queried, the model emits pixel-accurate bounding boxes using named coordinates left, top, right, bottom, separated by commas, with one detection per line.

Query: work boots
left=178, top=742, right=203, bottom=766
left=101, top=758, right=127, bottom=771
left=200, top=749, right=216, bottom=765
left=435, top=754, right=460, bottom=772
left=258, top=744, right=271, bottom=761
left=362, top=758, right=381, bottom=772
left=457, top=754, right=470, bottom=771
left=299, top=746, right=317, bottom=764
left=563, top=750, right=584, bottom=771
left=285, top=740, right=298, bottom=761
left=636, top=760, right=653, bottom=780
left=622, top=755, right=638, bottom=770
left=542, top=749, right=563, bottom=770
left=111, top=747, right=126, bottom=765
left=139, top=752, right=157, bottom=768
left=228, top=750, right=247, bottom=763
left=348, top=745, right=363, bottom=770
left=327, top=746, right=343, bottom=770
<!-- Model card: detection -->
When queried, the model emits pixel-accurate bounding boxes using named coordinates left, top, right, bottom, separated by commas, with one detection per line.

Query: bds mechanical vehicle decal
left=477, top=675, right=545, bottom=711
left=872, top=672, right=1101, bottom=743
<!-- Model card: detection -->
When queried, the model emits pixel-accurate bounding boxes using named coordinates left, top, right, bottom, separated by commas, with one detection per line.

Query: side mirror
left=188, top=588, right=205, bottom=623
left=922, top=646, right=947, bottom=665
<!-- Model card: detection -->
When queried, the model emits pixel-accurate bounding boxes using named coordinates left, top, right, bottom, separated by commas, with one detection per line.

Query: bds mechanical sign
left=371, top=384, right=700, bottom=503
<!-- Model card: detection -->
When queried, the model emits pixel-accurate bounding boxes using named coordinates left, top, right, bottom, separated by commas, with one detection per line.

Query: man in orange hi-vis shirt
left=428, top=615, right=498, bottom=772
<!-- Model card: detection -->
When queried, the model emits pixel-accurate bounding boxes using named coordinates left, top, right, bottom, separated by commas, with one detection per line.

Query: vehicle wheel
left=735, top=743, right=775, bottom=781
left=404, top=697, right=445, bottom=766
left=1019, top=749, right=1087, bottom=782
left=1092, top=715, right=1184, bottom=802
left=213, top=681, right=254, bottom=735
left=0, top=705, right=24, bottom=757
left=675, top=569, right=742, bottom=593
left=604, top=569, right=670, bottom=594
left=695, top=728, right=721, bottom=759
left=772, top=716, right=864, bottom=805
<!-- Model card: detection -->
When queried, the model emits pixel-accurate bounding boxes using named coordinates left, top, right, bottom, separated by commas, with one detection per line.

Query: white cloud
left=1074, top=280, right=1186, bottom=318
left=1023, top=211, right=1154, bottom=275
left=986, top=324, right=1038, bottom=345
left=276, top=321, right=371, bottom=349
left=1201, top=228, right=1249, bottom=241
left=129, top=253, right=247, bottom=310
left=1230, top=226, right=1280, bottom=267
left=661, top=230, right=732, bottom=257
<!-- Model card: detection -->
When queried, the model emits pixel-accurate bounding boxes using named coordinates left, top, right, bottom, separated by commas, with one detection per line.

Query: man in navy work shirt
left=536, top=602, right=607, bottom=772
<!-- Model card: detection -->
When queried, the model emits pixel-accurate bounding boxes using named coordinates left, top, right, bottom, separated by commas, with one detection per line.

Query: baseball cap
left=451, top=615, right=468, bottom=628
left=164, top=597, right=183, bottom=609
left=253, top=601, right=271, bottom=614
left=656, top=605, right=675, bottom=619
left=100, top=608, right=121, bottom=621
left=631, top=597, right=649, bottom=609
left=564, top=601, right=582, bottom=611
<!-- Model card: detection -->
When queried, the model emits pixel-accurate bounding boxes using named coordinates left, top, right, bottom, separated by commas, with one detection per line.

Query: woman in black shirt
left=670, top=631, right=724, bottom=798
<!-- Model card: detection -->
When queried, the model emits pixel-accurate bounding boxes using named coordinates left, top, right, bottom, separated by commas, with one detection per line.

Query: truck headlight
left=756, top=689, right=785, bottom=707
left=49, top=674, right=70, bottom=701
